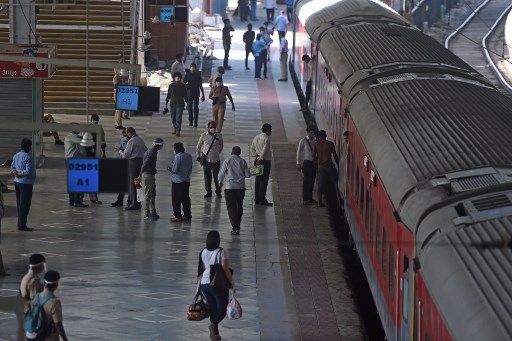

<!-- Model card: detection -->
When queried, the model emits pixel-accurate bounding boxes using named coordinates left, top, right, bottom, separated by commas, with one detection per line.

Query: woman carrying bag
left=197, top=230, right=235, bottom=341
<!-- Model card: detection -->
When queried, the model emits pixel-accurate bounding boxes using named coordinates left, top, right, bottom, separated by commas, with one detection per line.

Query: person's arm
left=230, top=25, right=235, bottom=32
left=165, top=84, right=172, bottom=107
left=261, top=136, right=270, bottom=161
left=218, top=159, right=228, bottom=184
left=55, top=322, right=68, bottom=341
left=208, top=87, right=214, bottom=99
left=196, top=134, right=204, bottom=159
left=313, top=144, right=318, bottom=167
left=226, top=88, right=235, bottom=110
left=21, top=155, right=33, bottom=177
left=297, top=139, right=304, bottom=170
left=221, top=253, right=234, bottom=289
left=199, top=77, right=205, bottom=100
left=218, top=134, right=224, bottom=154
left=52, top=301, right=68, bottom=341
left=243, top=32, right=247, bottom=44
left=250, top=139, right=258, bottom=162
left=172, top=154, right=181, bottom=173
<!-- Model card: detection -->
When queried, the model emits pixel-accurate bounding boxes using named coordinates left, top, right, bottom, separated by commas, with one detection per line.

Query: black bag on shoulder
left=210, top=248, right=233, bottom=290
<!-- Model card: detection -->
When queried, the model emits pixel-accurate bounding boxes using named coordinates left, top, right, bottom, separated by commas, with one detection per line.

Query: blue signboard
left=67, top=158, right=99, bottom=193
left=160, top=7, right=175, bottom=23
left=115, top=85, right=139, bottom=111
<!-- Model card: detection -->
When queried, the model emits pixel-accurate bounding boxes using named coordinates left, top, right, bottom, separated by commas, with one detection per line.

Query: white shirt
left=120, top=134, right=147, bottom=159
left=297, top=136, right=316, bottom=165
left=170, top=60, right=186, bottom=79
left=251, top=132, right=272, bottom=161
left=200, top=248, right=229, bottom=284
left=196, top=132, right=223, bottom=163
left=280, top=37, right=289, bottom=53
left=218, top=155, right=251, bottom=189
left=264, top=0, right=276, bottom=9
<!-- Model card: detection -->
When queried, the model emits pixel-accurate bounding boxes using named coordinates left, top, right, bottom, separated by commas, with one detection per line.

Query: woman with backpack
left=197, top=231, right=235, bottom=341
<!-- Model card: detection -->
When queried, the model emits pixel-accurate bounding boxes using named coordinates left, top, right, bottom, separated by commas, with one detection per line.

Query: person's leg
left=211, top=161, right=222, bottom=195
left=14, top=182, right=21, bottom=227
left=303, top=161, right=315, bottom=201
left=141, top=174, right=151, bottom=214
left=303, top=80, right=312, bottom=109
left=262, top=50, right=268, bottom=77
left=254, top=160, right=261, bottom=203
left=128, top=159, right=142, bottom=207
left=114, top=110, right=123, bottom=127
left=211, top=287, right=229, bottom=325
left=251, top=2, right=257, bottom=20
left=223, top=42, right=230, bottom=68
left=266, top=8, right=271, bottom=22
left=245, top=48, right=250, bottom=69
left=260, top=160, right=271, bottom=202
left=255, top=55, right=261, bottom=78
left=212, top=105, right=219, bottom=126
left=200, top=284, right=217, bottom=324
left=188, top=98, right=194, bottom=125
left=171, top=182, right=182, bottom=218
left=171, top=106, right=177, bottom=134
left=150, top=176, right=156, bottom=214
left=287, top=7, right=293, bottom=21
left=19, top=184, right=33, bottom=228
left=203, top=161, right=213, bottom=194
left=193, top=96, right=200, bottom=126
left=270, top=8, right=275, bottom=21
left=235, top=189, right=246, bottom=228
left=224, top=189, right=238, bottom=230
left=183, top=182, right=192, bottom=218
left=216, top=104, right=226, bottom=132
left=176, top=107, right=183, bottom=135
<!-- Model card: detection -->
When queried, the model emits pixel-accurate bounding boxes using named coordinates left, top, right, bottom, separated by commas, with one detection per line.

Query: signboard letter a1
left=160, top=6, right=175, bottom=23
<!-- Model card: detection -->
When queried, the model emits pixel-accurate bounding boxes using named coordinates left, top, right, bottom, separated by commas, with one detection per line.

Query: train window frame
left=355, top=166, right=360, bottom=205
left=382, top=229, right=387, bottom=280
left=359, top=176, right=365, bottom=216
left=389, top=244, right=394, bottom=297
left=365, top=188, right=370, bottom=231
left=375, top=213, right=381, bottom=259
left=402, top=254, right=410, bottom=322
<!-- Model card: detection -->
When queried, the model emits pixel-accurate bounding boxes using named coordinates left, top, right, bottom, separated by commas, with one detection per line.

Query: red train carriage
left=292, top=0, right=512, bottom=340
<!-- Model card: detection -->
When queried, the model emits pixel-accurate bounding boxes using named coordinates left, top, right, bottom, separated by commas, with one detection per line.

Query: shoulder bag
left=198, top=133, right=217, bottom=167
left=210, top=248, right=233, bottom=290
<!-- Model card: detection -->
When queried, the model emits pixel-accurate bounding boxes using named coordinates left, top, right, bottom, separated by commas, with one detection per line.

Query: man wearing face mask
left=196, top=121, right=224, bottom=198
left=208, top=77, right=235, bottom=134
left=251, top=123, right=273, bottom=206
left=166, top=72, right=188, bottom=136
left=183, top=63, right=205, bottom=127
left=170, top=53, right=186, bottom=81
left=20, top=253, right=46, bottom=314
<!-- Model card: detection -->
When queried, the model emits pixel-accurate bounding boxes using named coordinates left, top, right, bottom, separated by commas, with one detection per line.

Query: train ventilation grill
left=452, top=174, right=501, bottom=193
left=471, top=194, right=512, bottom=212
left=382, top=27, right=401, bottom=37
left=376, top=73, right=414, bottom=85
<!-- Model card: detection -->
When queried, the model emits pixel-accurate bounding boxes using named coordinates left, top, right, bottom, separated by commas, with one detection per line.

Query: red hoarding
left=0, top=45, right=57, bottom=79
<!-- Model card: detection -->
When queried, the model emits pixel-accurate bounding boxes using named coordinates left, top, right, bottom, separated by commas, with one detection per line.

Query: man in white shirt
left=196, top=121, right=224, bottom=198
left=296, top=128, right=318, bottom=205
left=218, top=146, right=251, bottom=235
left=264, top=0, right=277, bottom=22
left=250, top=123, right=273, bottom=206
left=170, top=53, right=186, bottom=81
left=278, top=32, right=289, bottom=81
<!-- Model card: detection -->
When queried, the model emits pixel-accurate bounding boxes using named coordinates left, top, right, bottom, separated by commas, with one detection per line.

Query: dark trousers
left=203, top=161, right=221, bottom=194
left=254, top=160, right=271, bottom=203
left=240, top=5, right=249, bottom=21
left=304, top=80, right=312, bottom=107
left=14, top=182, right=33, bottom=228
left=201, top=284, right=229, bottom=325
left=68, top=193, right=84, bottom=205
left=128, top=158, right=143, bottom=208
left=287, top=6, right=293, bottom=21
left=187, top=95, right=200, bottom=124
left=245, top=47, right=253, bottom=69
left=254, top=55, right=262, bottom=78
left=223, top=42, right=231, bottom=68
left=172, top=181, right=191, bottom=218
left=261, top=49, right=268, bottom=76
left=266, top=8, right=274, bottom=22
left=225, top=189, right=245, bottom=230
left=302, top=160, right=316, bottom=201
left=250, top=1, right=257, bottom=19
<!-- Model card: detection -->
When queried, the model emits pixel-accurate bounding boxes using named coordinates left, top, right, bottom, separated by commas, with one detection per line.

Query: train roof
left=350, top=77, right=512, bottom=208
left=419, top=215, right=512, bottom=340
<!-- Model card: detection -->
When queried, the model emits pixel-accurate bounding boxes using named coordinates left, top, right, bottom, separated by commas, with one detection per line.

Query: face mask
left=208, top=128, right=215, bottom=134
left=92, top=120, right=99, bottom=125
left=216, top=82, right=222, bottom=86
left=174, top=77, right=181, bottom=82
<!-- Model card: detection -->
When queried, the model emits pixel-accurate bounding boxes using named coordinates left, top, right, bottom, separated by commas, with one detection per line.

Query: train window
left=402, top=255, right=410, bottom=322
left=389, top=245, right=394, bottom=297
left=365, top=189, right=370, bottom=231
left=355, top=166, right=360, bottom=204
left=382, top=230, right=387, bottom=280
left=375, top=213, right=380, bottom=259
left=359, top=177, right=365, bottom=216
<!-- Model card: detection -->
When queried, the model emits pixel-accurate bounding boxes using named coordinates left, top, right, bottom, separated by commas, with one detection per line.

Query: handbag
left=226, top=292, right=243, bottom=320
left=249, top=164, right=264, bottom=176
left=210, top=249, right=233, bottom=290
left=198, top=133, right=217, bottom=167
left=187, top=289, right=209, bottom=321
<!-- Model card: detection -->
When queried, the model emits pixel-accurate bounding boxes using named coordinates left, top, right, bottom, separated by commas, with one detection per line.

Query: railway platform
left=0, top=5, right=365, bottom=341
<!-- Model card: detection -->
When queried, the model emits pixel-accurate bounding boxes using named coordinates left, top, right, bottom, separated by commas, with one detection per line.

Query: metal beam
left=0, top=54, right=141, bottom=71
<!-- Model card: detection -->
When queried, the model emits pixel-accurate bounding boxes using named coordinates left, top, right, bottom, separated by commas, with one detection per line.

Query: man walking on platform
left=168, top=142, right=193, bottom=223
left=170, top=53, right=186, bottom=80
left=252, top=34, right=266, bottom=79
left=183, top=63, right=205, bottom=127
left=196, top=121, right=224, bottom=198
left=274, top=10, right=289, bottom=37
left=297, top=128, right=317, bottom=205
left=209, top=77, right=235, bottom=133
left=222, top=19, right=235, bottom=70
left=116, top=127, right=147, bottom=210
left=286, top=0, right=294, bottom=22
left=243, top=24, right=255, bottom=70
left=251, top=123, right=273, bottom=206
left=10, top=138, right=36, bottom=231
left=209, top=66, right=225, bottom=88
left=219, top=146, right=251, bottom=235
left=20, top=254, right=46, bottom=313
left=139, top=138, right=164, bottom=220
left=264, top=0, right=276, bottom=22
left=313, top=130, right=339, bottom=207
left=278, top=31, right=289, bottom=81
left=250, top=0, right=258, bottom=20
left=166, top=72, right=187, bottom=136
